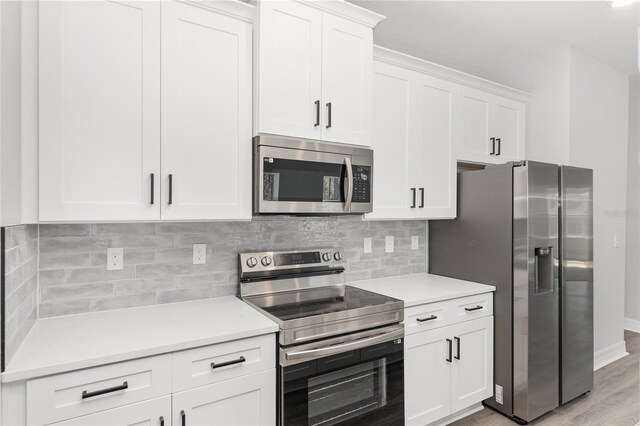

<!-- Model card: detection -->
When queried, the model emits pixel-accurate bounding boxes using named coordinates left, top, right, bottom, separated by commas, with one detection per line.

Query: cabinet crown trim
left=374, top=45, right=530, bottom=103
left=298, top=0, right=385, bottom=28
left=184, top=0, right=256, bottom=22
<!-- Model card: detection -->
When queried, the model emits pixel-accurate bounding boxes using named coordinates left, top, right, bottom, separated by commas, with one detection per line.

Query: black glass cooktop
left=245, top=286, right=401, bottom=322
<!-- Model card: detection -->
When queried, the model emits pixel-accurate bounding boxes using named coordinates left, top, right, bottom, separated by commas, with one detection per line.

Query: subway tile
left=40, top=224, right=90, bottom=237
left=157, top=287, right=212, bottom=304
left=175, top=233, right=226, bottom=248
left=4, top=224, right=38, bottom=250
left=67, top=266, right=135, bottom=284
left=214, top=284, right=238, bottom=297
left=157, top=222, right=211, bottom=234
left=260, top=221, right=301, bottom=232
left=114, top=277, right=175, bottom=294
left=176, top=272, right=228, bottom=288
left=345, top=270, right=372, bottom=281
left=212, top=221, right=261, bottom=233
left=40, top=237, right=112, bottom=253
left=135, top=263, right=193, bottom=278
left=5, top=257, right=38, bottom=296
left=110, top=235, right=174, bottom=249
left=399, top=264, right=426, bottom=275
left=90, top=292, right=156, bottom=312
left=92, top=223, right=156, bottom=236
left=155, top=248, right=193, bottom=264
left=41, top=282, right=114, bottom=302
left=39, top=299, right=92, bottom=318
left=39, top=269, right=67, bottom=286
left=91, top=248, right=156, bottom=266
left=40, top=252, right=91, bottom=270
left=4, top=239, right=38, bottom=274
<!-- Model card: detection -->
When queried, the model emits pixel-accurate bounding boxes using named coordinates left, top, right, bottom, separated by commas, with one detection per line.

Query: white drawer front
left=172, top=333, right=275, bottom=392
left=405, top=300, right=451, bottom=335
left=27, top=355, right=172, bottom=426
left=453, top=293, right=493, bottom=322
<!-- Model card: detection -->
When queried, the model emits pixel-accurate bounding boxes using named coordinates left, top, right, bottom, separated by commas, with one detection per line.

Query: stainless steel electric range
left=239, top=248, right=405, bottom=426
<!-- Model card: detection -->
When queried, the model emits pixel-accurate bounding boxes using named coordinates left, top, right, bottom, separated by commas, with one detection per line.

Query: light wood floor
left=451, top=330, right=640, bottom=426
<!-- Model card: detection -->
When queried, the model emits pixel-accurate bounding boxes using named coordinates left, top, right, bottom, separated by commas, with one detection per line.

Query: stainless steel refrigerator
left=429, top=161, right=593, bottom=423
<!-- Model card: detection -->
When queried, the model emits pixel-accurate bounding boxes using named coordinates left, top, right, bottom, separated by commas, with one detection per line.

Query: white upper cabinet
left=459, top=87, right=526, bottom=164
left=255, top=0, right=383, bottom=146
left=161, top=1, right=252, bottom=220
left=39, top=1, right=161, bottom=222
left=39, top=0, right=254, bottom=222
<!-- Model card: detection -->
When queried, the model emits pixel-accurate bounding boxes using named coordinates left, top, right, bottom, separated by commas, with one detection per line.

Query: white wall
left=625, top=75, right=640, bottom=331
left=569, top=48, right=630, bottom=361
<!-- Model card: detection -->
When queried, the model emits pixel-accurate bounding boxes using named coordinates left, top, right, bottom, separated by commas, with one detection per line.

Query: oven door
left=256, top=145, right=372, bottom=214
left=279, top=333, right=404, bottom=426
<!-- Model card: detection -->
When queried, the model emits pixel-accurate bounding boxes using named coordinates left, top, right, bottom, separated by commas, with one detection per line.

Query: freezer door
left=560, top=166, right=593, bottom=403
left=513, top=161, right=560, bottom=422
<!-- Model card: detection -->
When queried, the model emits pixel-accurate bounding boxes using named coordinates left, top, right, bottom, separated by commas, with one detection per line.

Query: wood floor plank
left=451, top=330, right=640, bottom=426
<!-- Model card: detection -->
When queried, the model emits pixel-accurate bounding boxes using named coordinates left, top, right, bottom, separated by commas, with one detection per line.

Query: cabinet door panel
left=405, top=327, right=452, bottom=426
left=366, top=62, right=416, bottom=219
left=458, top=87, right=496, bottom=164
left=173, top=370, right=275, bottom=426
left=257, top=1, right=322, bottom=139
left=321, top=13, right=372, bottom=146
left=50, top=396, right=170, bottom=426
left=39, top=0, right=161, bottom=221
left=450, top=316, right=494, bottom=413
left=416, top=75, right=458, bottom=219
left=493, top=96, right=525, bottom=162
left=161, top=1, right=251, bottom=220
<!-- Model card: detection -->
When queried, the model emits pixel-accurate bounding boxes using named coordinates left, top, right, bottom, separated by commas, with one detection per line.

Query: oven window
left=263, top=158, right=345, bottom=203
left=307, top=359, right=387, bottom=426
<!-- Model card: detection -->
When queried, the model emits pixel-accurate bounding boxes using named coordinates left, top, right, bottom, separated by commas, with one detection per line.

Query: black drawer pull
left=211, top=356, right=246, bottom=369
left=150, top=173, right=155, bottom=205
left=181, top=410, right=186, bottom=426
left=416, top=315, right=437, bottom=323
left=446, top=339, right=452, bottom=362
left=454, top=336, right=461, bottom=360
left=82, top=381, right=128, bottom=399
left=465, top=305, right=483, bottom=312
left=168, top=174, right=173, bottom=205
left=159, top=416, right=164, bottom=426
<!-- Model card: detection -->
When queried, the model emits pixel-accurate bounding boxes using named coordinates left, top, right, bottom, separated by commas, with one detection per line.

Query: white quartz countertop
left=349, top=273, right=495, bottom=307
left=2, top=297, right=278, bottom=383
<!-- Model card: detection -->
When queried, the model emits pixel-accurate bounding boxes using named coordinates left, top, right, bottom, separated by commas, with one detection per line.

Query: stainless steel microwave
left=253, top=135, right=373, bottom=215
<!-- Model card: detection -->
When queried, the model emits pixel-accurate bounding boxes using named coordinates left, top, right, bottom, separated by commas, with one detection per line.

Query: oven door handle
left=283, top=327, right=403, bottom=362
left=343, top=157, right=354, bottom=212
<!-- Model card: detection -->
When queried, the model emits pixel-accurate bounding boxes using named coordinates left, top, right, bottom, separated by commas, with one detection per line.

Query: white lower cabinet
left=50, top=396, right=171, bottom=426
left=405, top=297, right=494, bottom=426
left=173, top=370, right=276, bottom=426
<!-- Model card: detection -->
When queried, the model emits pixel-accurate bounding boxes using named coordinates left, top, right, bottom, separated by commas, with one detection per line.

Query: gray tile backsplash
left=6, top=217, right=426, bottom=320
left=3, top=224, right=38, bottom=364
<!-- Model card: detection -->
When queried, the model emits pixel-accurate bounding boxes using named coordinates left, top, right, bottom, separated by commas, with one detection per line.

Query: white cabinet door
left=257, top=1, right=322, bottom=139
left=450, top=316, right=494, bottom=413
left=51, top=396, right=170, bottom=426
left=405, top=327, right=452, bottom=426
left=366, top=61, right=417, bottom=220
left=161, top=1, right=251, bottom=220
left=39, top=1, right=161, bottom=221
left=492, top=95, right=525, bottom=163
left=458, top=86, right=494, bottom=164
left=415, top=75, right=458, bottom=219
left=173, top=370, right=275, bottom=426
left=321, top=13, right=372, bottom=146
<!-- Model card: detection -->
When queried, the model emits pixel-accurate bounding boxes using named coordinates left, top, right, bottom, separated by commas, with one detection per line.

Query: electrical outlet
left=107, top=248, right=123, bottom=271
left=411, top=236, right=419, bottom=250
left=614, top=234, right=619, bottom=248
left=193, top=244, right=206, bottom=264
left=385, top=236, right=394, bottom=253
left=363, top=237, right=372, bottom=254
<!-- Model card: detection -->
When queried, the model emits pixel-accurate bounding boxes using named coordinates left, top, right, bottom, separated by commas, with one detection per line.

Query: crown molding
left=183, top=0, right=256, bottom=22
left=297, top=0, right=385, bottom=28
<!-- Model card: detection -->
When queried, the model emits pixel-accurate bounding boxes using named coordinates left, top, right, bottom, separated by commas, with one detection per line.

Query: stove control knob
left=334, top=252, right=343, bottom=261
left=322, top=253, right=331, bottom=262
left=246, top=257, right=258, bottom=268
left=261, top=256, right=272, bottom=267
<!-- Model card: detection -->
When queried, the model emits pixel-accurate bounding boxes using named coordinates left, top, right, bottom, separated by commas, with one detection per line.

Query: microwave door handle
left=344, top=157, right=354, bottom=212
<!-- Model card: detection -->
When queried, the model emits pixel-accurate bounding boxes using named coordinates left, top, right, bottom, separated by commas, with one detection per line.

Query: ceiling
left=350, top=1, right=639, bottom=78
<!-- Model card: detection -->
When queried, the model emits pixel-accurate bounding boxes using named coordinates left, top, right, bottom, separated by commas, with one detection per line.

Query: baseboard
left=594, top=340, right=628, bottom=370
left=428, top=403, right=484, bottom=426
left=624, top=317, right=640, bottom=333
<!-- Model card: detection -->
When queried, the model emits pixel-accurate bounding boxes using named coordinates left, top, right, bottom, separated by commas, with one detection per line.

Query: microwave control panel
left=352, top=166, right=371, bottom=203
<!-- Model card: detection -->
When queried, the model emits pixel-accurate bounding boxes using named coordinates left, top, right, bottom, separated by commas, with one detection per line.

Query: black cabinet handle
left=82, top=381, right=128, bottom=399
left=490, top=137, right=496, bottom=155
left=496, top=138, right=501, bottom=155
left=416, top=315, right=437, bottom=322
left=211, top=356, right=246, bottom=369
left=410, top=188, right=416, bottom=208
left=446, top=339, right=452, bottom=362
left=419, top=188, right=424, bottom=208
left=454, top=336, right=461, bottom=360
left=168, top=174, right=173, bottom=205
left=159, top=416, right=164, bottom=426
left=326, top=102, right=332, bottom=128
left=314, top=100, right=320, bottom=127
left=181, top=410, right=186, bottom=426
left=150, top=173, right=155, bottom=205
left=465, top=305, right=483, bottom=312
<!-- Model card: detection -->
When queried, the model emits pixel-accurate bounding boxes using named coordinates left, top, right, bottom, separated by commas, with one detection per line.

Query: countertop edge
left=402, top=287, right=496, bottom=307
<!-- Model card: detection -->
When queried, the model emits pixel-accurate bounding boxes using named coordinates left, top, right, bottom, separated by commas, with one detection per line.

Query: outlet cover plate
left=107, top=248, right=124, bottom=271
left=385, top=236, right=394, bottom=253
left=193, top=244, right=206, bottom=264
left=411, top=236, right=419, bottom=250
left=364, top=238, right=372, bottom=254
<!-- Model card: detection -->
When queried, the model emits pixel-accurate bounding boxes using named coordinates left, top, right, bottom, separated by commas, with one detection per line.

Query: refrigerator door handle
left=534, top=246, right=555, bottom=294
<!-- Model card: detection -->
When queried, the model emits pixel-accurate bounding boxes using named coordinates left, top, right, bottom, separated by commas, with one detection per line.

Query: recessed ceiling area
left=350, top=1, right=639, bottom=79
